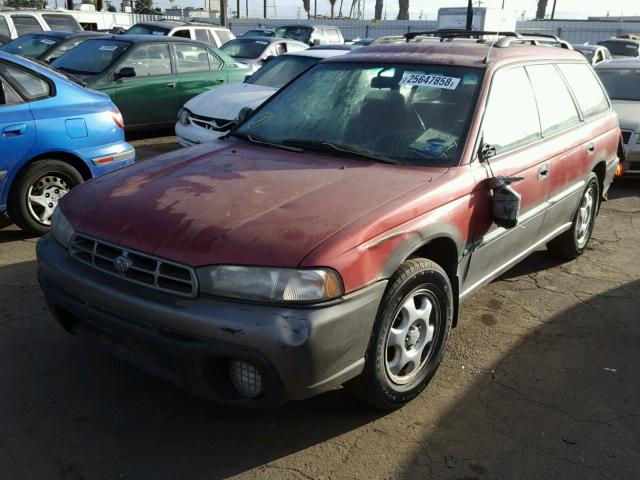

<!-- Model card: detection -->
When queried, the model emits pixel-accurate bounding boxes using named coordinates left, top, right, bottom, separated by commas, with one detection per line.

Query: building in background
left=165, top=6, right=219, bottom=20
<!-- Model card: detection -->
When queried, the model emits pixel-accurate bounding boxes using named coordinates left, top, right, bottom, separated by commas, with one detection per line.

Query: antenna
left=483, top=16, right=507, bottom=63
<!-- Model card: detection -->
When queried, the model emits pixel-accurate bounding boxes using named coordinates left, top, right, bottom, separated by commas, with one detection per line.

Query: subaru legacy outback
left=37, top=32, right=621, bottom=410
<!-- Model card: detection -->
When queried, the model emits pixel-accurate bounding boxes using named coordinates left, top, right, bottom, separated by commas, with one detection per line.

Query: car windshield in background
left=274, top=26, right=312, bottom=43
left=234, top=63, right=482, bottom=166
left=52, top=39, right=130, bottom=75
left=0, top=34, right=59, bottom=58
left=245, top=55, right=318, bottom=88
left=220, top=39, right=269, bottom=59
left=575, top=48, right=594, bottom=61
left=243, top=29, right=274, bottom=37
left=125, top=24, right=170, bottom=36
left=597, top=69, right=640, bottom=101
left=598, top=40, right=639, bottom=57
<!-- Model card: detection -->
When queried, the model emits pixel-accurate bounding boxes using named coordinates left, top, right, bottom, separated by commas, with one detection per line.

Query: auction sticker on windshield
left=400, top=73, right=460, bottom=90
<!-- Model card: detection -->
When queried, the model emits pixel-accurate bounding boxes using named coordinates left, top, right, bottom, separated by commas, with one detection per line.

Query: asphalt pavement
left=1, top=136, right=638, bottom=480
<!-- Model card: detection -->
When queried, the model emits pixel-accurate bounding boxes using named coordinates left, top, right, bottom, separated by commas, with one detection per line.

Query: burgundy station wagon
left=37, top=33, right=621, bottom=409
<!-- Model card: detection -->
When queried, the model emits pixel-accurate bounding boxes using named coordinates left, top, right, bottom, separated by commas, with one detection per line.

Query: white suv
left=0, top=10, right=81, bottom=44
left=125, top=21, right=234, bottom=48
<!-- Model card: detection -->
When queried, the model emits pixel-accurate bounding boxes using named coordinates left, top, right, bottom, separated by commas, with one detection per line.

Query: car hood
left=611, top=100, right=640, bottom=132
left=61, top=142, right=448, bottom=268
left=184, top=83, right=277, bottom=121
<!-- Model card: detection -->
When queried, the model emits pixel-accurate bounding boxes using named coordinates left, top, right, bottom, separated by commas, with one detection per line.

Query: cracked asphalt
left=1, top=136, right=639, bottom=480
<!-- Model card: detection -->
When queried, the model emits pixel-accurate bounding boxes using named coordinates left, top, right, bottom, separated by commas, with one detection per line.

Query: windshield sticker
left=40, top=39, right=56, bottom=45
left=99, top=45, right=118, bottom=51
left=256, top=40, right=269, bottom=45
left=152, top=31, right=165, bottom=35
left=399, top=73, right=461, bottom=90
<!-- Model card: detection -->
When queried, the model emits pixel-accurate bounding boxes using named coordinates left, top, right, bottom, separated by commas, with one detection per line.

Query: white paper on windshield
left=40, top=39, right=56, bottom=45
left=152, top=31, right=165, bottom=35
left=99, top=45, right=118, bottom=51
left=399, top=73, right=461, bottom=90
left=256, top=40, right=269, bottom=45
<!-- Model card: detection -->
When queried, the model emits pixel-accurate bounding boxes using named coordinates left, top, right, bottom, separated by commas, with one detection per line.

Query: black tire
left=7, top=160, right=84, bottom=236
left=345, top=258, right=453, bottom=411
left=547, top=172, right=599, bottom=260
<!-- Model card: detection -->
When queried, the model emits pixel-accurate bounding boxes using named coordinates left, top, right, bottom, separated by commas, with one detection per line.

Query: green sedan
left=51, top=35, right=251, bottom=129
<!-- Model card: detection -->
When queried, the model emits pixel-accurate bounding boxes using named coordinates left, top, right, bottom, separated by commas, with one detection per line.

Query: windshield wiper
left=281, top=139, right=399, bottom=164
left=39, top=62, right=87, bottom=86
left=234, top=132, right=303, bottom=152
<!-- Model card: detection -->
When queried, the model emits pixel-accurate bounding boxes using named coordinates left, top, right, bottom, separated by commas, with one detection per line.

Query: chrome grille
left=621, top=130, right=632, bottom=144
left=70, top=234, right=198, bottom=298
left=189, top=113, right=234, bottom=132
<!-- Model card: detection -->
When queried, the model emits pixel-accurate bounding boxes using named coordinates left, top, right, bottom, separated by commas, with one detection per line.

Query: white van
left=0, top=10, right=81, bottom=44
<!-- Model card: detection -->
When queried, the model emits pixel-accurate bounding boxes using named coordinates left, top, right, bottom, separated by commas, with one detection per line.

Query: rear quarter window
left=0, top=63, right=50, bottom=100
left=215, top=29, right=234, bottom=45
left=0, top=17, right=10, bottom=39
left=11, top=15, right=43, bottom=36
left=557, top=63, right=609, bottom=118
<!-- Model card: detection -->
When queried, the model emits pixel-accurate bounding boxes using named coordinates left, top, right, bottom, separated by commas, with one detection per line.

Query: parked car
left=308, top=44, right=358, bottom=51
left=596, top=58, right=640, bottom=174
left=0, top=31, right=107, bottom=63
left=274, top=24, right=344, bottom=46
left=51, top=35, right=251, bottom=130
left=0, top=51, right=134, bottom=234
left=176, top=48, right=349, bottom=146
left=572, top=44, right=612, bottom=65
left=0, top=10, right=81, bottom=44
left=38, top=34, right=620, bottom=410
left=241, top=28, right=275, bottom=37
left=597, top=37, right=640, bottom=58
left=125, top=21, right=235, bottom=48
left=219, top=36, right=308, bottom=72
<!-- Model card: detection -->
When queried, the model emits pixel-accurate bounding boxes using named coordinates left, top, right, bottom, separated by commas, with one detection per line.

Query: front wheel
left=345, top=258, right=453, bottom=410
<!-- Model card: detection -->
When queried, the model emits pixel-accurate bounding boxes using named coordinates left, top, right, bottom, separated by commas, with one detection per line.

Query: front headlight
left=197, top=265, right=343, bottom=303
left=51, top=208, right=75, bottom=248
left=177, top=108, right=191, bottom=125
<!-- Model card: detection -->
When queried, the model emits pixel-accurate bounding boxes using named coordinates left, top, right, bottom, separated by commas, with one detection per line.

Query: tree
left=302, top=0, right=310, bottom=19
left=536, top=0, right=548, bottom=19
left=396, top=0, right=408, bottom=20
left=374, top=0, right=383, bottom=20
left=4, top=0, right=47, bottom=8
left=328, top=0, right=336, bottom=18
left=134, top=0, right=158, bottom=14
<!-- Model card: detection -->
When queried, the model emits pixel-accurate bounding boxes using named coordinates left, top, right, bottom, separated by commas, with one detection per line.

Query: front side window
left=119, top=43, right=171, bottom=77
left=175, top=44, right=210, bottom=73
left=12, top=15, right=43, bottom=36
left=597, top=68, right=640, bottom=101
left=234, top=63, right=483, bottom=166
left=558, top=64, right=609, bottom=117
left=220, top=39, right=269, bottom=59
left=274, top=26, right=312, bottom=44
left=270, top=42, right=286, bottom=56
left=245, top=55, right=318, bottom=88
left=52, top=39, right=130, bottom=75
left=526, top=64, right=580, bottom=136
left=0, top=64, right=49, bottom=100
left=482, top=66, right=541, bottom=155
left=0, top=34, right=58, bottom=59
left=42, top=14, right=81, bottom=31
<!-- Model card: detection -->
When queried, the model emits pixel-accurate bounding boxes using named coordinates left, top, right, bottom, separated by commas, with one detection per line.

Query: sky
left=160, top=0, right=640, bottom=20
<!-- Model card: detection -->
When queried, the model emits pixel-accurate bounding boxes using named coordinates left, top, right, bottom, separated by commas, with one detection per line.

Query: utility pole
left=220, top=0, right=227, bottom=26
left=245, top=0, right=248, bottom=17
left=551, top=0, right=557, bottom=19
left=263, top=0, right=266, bottom=17
left=236, top=0, right=240, bottom=17
left=466, top=0, right=473, bottom=30
left=314, top=0, right=317, bottom=18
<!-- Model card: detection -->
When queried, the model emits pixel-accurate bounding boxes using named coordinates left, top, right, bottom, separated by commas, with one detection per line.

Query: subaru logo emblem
left=113, top=255, right=132, bottom=273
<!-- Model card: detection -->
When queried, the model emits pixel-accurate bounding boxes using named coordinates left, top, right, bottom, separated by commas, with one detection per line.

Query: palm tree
left=329, top=0, right=337, bottom=18
left=536, top=0, right=548, bottom=19
left=374, top=0, right=383, bottom=20
left=397, top=0, right=408, bottom=20
left=302, top=0, right=310, bottom=18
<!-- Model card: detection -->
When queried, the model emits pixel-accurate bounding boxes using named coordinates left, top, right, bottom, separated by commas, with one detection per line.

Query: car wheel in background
left=8, top=159, right=84, bottom=236
left=547, top=172, right=600, bottom=260
left=345, top=258, right=453, bottom=411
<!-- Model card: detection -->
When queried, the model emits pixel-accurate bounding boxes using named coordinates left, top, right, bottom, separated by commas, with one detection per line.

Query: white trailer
left=437, top=7, right=516, bottom=32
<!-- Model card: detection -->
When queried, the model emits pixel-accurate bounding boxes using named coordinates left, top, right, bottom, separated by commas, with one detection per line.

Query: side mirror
left=115, top=67, right=136, bottom=80
left=487, top=176, right=524, bottom=229
left=313, top=39, right=321, bottom=46
left=261, top=55, right=275, bottom=64
left=237, top=106, right=253, bottom=124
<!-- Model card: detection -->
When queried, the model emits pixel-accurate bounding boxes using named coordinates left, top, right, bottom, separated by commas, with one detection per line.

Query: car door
left=463, top=65, right=550, bottom=293
left=174, top=42, right=227, bottom=107
left=113, top=42, right=179, bottom=127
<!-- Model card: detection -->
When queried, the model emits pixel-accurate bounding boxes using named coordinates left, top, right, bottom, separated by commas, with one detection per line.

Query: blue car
left=0, top=51, right=135, bottom=235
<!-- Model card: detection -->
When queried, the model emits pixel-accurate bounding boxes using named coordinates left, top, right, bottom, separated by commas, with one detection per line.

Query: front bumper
left=175, top=121, right=226, bottom=148
left=37, top=235, right=386, bottom=407
left=621, top=147, right=640, bottom=174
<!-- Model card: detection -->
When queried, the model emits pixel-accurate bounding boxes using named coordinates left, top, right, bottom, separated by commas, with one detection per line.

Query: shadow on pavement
left=607, top=176, right=640, bottom=200
left=400, top=279, right=640, bottom=479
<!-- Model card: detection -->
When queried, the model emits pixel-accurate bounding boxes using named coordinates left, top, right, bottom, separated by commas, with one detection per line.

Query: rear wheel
left=8, top=160, right=83, bottom=236
left=345, top=258, right=453, bottom=410
left=547, top=172, right=599, bottom=260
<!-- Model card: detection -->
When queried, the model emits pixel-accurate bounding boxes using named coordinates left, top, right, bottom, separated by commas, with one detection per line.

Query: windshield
left=0, top=34, right=59, bottom=58
left=575, top=48, right=594, bottom=61
left=246, top=55, right=318, bottom=88
left=597, top=68, right=640, bottom=101
left=220, top=39, right=269, bottom=59
left=597, top=40, right=639, bottom=57
left=234, top=63, right=483, bottom=166
left=52, top=39, right=130, bottom=75
left=125, top=24, right=169, bottom=36
left=243, top=29, right=274, bottom=37
left=274, top=26, right=312, bottom=43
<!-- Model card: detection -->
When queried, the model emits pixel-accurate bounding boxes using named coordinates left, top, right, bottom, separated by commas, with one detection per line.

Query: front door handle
left=586, top=142, right=595, bottom=155
left=165, top=82, right=176, bottom=89
left=215, top=78, right=225, bottom=83
left=538, top=163, right=550, bottom=180
left=2, top=124, right=26, bottom=137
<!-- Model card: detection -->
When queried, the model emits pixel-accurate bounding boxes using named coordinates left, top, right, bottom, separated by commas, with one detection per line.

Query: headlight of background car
left=178, top=108, right=191, bottom=125
left=51, top=208, right=75, bottom=248
left=197, top=265, right=343, bottom=303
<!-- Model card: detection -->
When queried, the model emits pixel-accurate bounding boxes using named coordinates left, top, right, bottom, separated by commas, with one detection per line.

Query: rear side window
left=0, top=17, right=10, bottom=39
left=172, top=29, right=191, bottom=39
left=119, top=43, right=171, bottom=77
left=1, top=64, right=49, bottom=100
left=12, top=15, right=43, bottom=36
left=42, top=14, right=81, bottom=31
left=557, top=64, right=609, bottom=118
left=195, top=29, right=209, bottom=43
left=175, top=43, right=210, bottom=73
left=326, top=29, right=341, bottom=43
left=526, top=64, right=580, bottom=137
left=483, top=66, right=541, bottom=155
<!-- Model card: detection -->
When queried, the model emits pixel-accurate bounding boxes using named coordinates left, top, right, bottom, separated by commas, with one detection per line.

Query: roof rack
left=495, top=34, right=573, bottom=49
left=404, top=30, right=519, bottom=42
left=403, top=29, right=572, bottom=50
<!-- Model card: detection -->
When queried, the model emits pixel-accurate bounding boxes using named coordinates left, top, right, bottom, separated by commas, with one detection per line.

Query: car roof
left=599, top=37, right=639, bottom=44
left=229, top=36, right=307, bottom=46
left=283, top=48, right=348, bottom=59
left=86, top=34, right=214, bottom=45
left=327, top=40, right=585, bottom=68
left=595, top=58, right=640, bottom=69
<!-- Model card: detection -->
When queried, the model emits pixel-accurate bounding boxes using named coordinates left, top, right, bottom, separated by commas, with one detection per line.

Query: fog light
left=229, top=360, right=263, bottom=398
